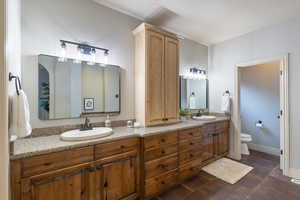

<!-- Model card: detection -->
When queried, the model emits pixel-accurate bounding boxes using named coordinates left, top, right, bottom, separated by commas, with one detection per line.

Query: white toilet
left=241, top=133, right=252, bottom=155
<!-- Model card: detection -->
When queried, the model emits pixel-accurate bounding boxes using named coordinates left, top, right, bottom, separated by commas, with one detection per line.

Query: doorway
left=234, top=54, right=289, bottom=176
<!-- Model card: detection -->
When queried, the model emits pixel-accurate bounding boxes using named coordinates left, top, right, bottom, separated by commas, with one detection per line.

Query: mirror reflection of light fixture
left=58, top=40, right=110, bottom=65
left=183, top=67, right=207, bottom=80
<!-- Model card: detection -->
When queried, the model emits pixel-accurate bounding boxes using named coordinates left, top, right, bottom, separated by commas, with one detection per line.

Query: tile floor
left=153, top=151, right=300, bottom=200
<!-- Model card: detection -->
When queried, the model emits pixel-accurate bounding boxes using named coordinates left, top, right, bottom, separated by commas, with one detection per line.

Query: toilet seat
left=241, top=133, right=252, bottom=142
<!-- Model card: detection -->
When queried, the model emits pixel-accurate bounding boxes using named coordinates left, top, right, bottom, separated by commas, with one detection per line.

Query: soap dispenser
left=105, top=115, right=111, bottom=127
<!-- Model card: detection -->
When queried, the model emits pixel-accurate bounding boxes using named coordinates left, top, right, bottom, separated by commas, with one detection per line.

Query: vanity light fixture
left=183, top=67, right=207, bottom=80
left=58, top=40, right=110, bottom=64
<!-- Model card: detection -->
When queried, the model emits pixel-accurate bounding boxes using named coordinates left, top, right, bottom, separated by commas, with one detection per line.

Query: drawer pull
left=190, top=142, right=194, bottom=145
left=120, top=145, right=125, bottom=149
left=161, top=150, right=166, bottom=154
left=161, top=181, right=165, bottom=185
left=189, top=132, right=194, bottom=136
left=157, top=164, right=168, bottom=169
left=190, top=167, right=194, bottom=171
left=161, top=138, right=166, bottom=143
left=190, top=154, right=194, bottom=158
left=44, top=162, right=52, bottom=166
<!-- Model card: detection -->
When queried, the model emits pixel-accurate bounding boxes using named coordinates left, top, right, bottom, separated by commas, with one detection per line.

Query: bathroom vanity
left=10, top=119, right=229, bottom=200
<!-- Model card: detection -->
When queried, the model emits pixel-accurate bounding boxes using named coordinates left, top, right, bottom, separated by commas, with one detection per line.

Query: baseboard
left=228, top=151, right=241, bottom=160
left=248, top=143, right=280, bottom=156
left=288, top=168, right=300, bottom=180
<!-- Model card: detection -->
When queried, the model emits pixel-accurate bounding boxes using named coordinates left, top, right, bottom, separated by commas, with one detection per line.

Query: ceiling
left=93, top=0, right=300, bottom=45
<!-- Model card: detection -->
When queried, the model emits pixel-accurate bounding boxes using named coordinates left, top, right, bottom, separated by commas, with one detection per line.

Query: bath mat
left=202, top=158, right=253, bottom=184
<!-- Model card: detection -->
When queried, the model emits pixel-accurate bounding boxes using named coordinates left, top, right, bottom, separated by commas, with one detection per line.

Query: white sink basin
left=60, top=127, right=113, bottom=141
left=192, top=115, right=217, bottom=121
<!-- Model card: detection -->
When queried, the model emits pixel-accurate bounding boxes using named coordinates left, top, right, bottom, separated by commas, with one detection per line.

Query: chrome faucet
left=80, top=117, right=93, bottom=131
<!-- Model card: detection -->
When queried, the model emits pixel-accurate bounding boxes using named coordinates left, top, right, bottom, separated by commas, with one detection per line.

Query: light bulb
left=104, top=51, right=109, bottom=64
left=73, top=46, right=82, bottom=64
left=58, top=42, right=67, bottom=62
left=87, top=48, right=96, bottom=65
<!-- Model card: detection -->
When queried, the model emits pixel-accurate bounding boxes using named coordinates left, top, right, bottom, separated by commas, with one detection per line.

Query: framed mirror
left=180, top=77, right=208, bottom=110
left=38, top=54, right=121, bottom=120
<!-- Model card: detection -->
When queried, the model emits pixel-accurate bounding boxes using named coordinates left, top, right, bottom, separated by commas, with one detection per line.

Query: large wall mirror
left=180, top=77, right=208, bottom=110
left=38, top=54, right=121, bottom=120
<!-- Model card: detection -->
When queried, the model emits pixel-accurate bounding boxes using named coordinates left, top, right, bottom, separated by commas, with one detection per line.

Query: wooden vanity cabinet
left=21, top=164, right=90, bottom=200
left=141, top=131, right=179, bottom=199
left=11, top=121, right=230, bottom=200
left=11, top=138, right=140, bottom=200
left=133, top=23, right=180, bottom=127
left=89, top=151, right=139, bottom=200
left=178, top=128, right=203, bottom=181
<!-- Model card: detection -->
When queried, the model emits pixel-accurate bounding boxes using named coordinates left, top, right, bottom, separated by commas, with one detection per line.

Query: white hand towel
left=221, top=93, right=231, bottom=113
left=9, top=90, right=32, bottom=138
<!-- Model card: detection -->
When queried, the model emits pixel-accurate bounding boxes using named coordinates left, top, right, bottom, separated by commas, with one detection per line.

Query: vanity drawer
left=21, top=146, right=94, bottom=177
left=179, top=159, right=202, bottom=181
left=145, top=154, right=178, bottom=179
left=95, top=138, right=139, bottom=159
left=144, top=169, right=178, bottom=198
left=179, top=128, right=202, bottom=141
left=144, top=131, right=178, bottom=150
left=144, top=143, right=178, bottom=162
left=179, top=149, right=203, bottom=166
left=179, top=138, right=203, bottom=152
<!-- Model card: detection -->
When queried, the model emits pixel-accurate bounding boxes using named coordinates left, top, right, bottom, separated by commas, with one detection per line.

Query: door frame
left=0, top=0, right=9, bottom=199
left=234, top=54, right=289, bottom=176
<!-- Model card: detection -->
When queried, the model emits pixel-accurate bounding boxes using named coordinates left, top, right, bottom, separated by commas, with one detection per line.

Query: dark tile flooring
left=153, top=151, right=300, bottom=200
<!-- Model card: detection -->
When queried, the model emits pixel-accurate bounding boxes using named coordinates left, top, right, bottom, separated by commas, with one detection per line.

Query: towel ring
left=223, top=90, right=230, bottom=96
left=9, top=72, right=22, bottom=95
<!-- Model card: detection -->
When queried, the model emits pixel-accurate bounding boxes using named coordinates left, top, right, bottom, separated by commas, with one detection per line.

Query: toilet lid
left=241, top=133, right=252, bottom=139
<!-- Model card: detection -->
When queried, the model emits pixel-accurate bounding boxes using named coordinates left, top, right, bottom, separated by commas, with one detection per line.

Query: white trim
left=288, top=169, right=300, bottom=180
left=248, top=143, right=280, bottom=156
left=234, top=54, right=290, bottom=177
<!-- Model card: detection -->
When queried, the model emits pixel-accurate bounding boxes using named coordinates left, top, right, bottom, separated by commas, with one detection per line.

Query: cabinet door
left=164, top=36, right=179, bottom=122
left=216, top=131, right=229, bottom=156
left=102, top=156, right=138, bottom=200
left=146, top=31, right=165, bottom=125
left=21, top=165, right=88, bottom=200
left=201, top=133, right=214, bottom=162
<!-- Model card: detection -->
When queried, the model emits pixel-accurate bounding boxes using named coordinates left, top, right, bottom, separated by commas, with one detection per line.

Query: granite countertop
left=11, top=117, right=229, bottom=160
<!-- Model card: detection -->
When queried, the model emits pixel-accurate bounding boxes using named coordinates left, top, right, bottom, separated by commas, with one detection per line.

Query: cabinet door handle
left=161, top=138, right=166, bottom=143
left=161, top=149, right=166, bottom=154
left=161, top=181, right=165, bottom=185
left=158, top=164, right=168, bottom=169
left=190, top=153, right=194, bottom=158
left=103, top=181, right=108, bottom=188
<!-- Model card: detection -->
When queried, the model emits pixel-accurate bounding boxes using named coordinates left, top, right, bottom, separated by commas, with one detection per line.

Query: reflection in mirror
left=38, top=54, right=121, bottom=120
left=180, top=77, right=208, bottom=110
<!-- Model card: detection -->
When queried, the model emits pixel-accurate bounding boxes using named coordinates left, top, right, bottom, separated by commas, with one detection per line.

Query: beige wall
left=22, top=0, right=209, bottom=129
left=1, top=0, right=22, bottom=199
left=22, top=0, right=141, bottom=128
left=0, top=0, right=9, bottom=198
left=209, top=16, right=300, bottom=169
left=240, top=61, right=280, bottom=149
